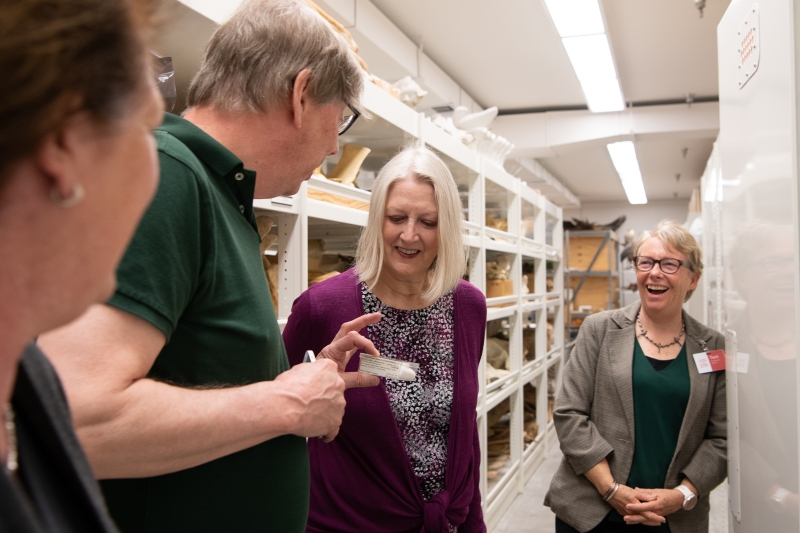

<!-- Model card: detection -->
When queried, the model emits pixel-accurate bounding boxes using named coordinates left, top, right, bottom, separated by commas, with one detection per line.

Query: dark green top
left=607, top=339, right=689, bottom=527
left=100, top=113, right=309, bottom=533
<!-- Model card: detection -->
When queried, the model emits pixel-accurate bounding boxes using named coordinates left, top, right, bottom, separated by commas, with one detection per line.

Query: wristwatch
left=675, top=485, right=697, bottom=511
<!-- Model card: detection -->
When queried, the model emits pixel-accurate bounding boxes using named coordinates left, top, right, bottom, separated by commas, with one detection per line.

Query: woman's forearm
left=583, top=458, right=615, bottom=495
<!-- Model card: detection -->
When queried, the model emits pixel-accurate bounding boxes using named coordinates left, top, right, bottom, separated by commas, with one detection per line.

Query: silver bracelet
left=602, top=480, right=616, bottom=500
left=603, top=481, right=620, bottom=502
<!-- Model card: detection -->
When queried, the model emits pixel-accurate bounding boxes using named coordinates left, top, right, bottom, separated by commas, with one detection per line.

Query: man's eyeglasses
left=338, top=105, right=360, bottom=136
left=633, top=256, right=691, bottom=274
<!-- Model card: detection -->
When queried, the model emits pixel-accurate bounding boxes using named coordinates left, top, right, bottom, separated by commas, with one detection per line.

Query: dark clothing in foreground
left=0, top=344, right=120, bottom=533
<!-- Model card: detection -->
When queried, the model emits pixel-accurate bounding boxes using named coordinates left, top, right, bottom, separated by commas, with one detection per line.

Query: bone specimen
left=486, top=399, right=511, bottom=481
left=309, top=271, right=339, bottom=285
left=302, top=0, right=368, bottom=71
left=392, top=76, right=427, bottom=108
left=326, top=144, right=371, bottom=186
left=452, top=106, right=498, bottom=131
left=486, top=253, right=511, bottom=280
left=486, top=337, right=510, bottom=372
left=308, top=239, right=325, bottom=271
left=485, top=213, right=509, bottom=232
left=256, top=215, right=276, bottom=254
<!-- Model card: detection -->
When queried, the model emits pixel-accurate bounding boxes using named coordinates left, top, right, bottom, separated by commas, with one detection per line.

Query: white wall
left=563, top=199, right=689, bottom=241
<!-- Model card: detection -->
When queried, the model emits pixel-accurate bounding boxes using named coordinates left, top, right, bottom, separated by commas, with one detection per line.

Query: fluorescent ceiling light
left=620, top=179, right=648, bottom=205
left=544, top=0, right=605, bottom=37
left=543, top=2, right=625, bottom=113
left=607, top=141, right=648, bottom=204
left=562, top=35, right=616, bottom=81
left=582, top=79, right=625, bottom=112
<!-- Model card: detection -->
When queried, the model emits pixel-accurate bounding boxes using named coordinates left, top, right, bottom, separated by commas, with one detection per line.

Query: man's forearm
left=79, top=378, right=298, bottom=479
left=40, top=304, right=356, bottom=479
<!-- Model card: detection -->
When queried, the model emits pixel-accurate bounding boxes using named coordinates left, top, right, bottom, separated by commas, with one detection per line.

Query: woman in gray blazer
left=546, top=220, right=726, bottom=533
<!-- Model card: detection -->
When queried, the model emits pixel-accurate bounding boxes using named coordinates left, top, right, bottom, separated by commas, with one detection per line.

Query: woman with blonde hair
left=0, top=0, right=163, bottom=529
left=546, top=220, right=725, bottom=533
left=283, top=145, right=487, bottom=532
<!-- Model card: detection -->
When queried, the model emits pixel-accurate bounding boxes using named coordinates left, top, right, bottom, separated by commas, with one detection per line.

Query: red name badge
left=692, top=349, right=726, bottom=373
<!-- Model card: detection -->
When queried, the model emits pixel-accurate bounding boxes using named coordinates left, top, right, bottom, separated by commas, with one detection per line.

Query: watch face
left=678, top=486, right=697, bottom=510
left=684, top=494, right=697, bottom=510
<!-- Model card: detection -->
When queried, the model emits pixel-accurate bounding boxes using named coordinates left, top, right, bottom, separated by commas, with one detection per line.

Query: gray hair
left=356, top=145, right=467, bottom=303
left=634, top=219, right=703, bottom=301
left=186, top=0, right=364, bottom=114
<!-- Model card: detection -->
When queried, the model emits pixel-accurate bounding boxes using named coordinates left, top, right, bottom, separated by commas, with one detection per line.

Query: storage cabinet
left=255, top=80, right=564, bottom=531
left=564, top=230, right=620, bottom=341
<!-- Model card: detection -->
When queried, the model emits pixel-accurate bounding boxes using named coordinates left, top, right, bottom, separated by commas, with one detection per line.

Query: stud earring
left=50, top=184, right=84, bottom=208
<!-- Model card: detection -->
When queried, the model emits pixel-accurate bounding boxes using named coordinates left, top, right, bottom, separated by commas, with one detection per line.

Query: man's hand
left=273, top=359, right=346, bottom=442
left=317, top=312, right=382, bottom=389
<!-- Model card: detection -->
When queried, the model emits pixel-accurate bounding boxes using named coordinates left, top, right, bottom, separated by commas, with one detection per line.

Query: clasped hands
left=608, top=484, right=685, bottom=526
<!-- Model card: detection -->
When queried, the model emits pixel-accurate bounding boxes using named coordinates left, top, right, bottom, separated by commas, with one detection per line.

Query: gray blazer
left=545, top=302, right=726, bottom=533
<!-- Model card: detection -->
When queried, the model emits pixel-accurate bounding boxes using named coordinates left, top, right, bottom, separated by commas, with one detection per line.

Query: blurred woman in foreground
left=0, top=0, right=163, bottom=529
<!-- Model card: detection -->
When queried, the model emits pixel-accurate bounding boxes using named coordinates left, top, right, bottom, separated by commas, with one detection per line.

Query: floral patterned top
left=361, top=283, right=455, bottom=503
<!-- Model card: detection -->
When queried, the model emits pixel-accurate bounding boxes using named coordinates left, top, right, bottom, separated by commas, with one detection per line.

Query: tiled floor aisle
left=494, top=444, right=729, bottom=533
left=493, top=445, right=561, bottom=533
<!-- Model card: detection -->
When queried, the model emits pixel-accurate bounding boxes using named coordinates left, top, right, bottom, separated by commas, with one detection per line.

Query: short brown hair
left=0, top=0, right=157, bottom=182
left=186, top=0, right=364, bottom=115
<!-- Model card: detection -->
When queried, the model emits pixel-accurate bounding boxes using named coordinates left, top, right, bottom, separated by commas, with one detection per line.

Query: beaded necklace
left=637, top=313, right=685, bottom=353
left=4, top=403, right=17, bottom=473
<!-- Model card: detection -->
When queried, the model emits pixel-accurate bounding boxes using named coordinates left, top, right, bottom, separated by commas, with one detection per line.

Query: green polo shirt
left=100, top=112, right=309, bottom=533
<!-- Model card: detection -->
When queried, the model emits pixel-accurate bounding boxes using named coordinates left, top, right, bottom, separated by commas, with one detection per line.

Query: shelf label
left=271, top=195, right=294, bottom=206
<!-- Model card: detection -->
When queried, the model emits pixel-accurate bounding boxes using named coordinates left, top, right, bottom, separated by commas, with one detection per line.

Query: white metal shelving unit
left=254, top=80, right=564, bottom=531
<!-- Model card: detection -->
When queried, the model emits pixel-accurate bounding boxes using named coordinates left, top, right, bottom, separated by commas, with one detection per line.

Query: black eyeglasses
left=338, top=105, right=360, bottom=136
left=634, top=256, right=691, bottom=274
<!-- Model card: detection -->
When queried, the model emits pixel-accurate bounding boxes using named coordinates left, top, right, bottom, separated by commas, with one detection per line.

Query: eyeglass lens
left=636, top=256, right=681, bottom=274
left=338, top=107, right=357, bottom=135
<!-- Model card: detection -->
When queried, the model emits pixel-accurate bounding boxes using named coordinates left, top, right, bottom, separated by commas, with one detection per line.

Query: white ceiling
left=368, top=0, right=731, bottom=203
left=159, top=0, right=732, bottom=205
left=371, top=0, right=729, bottom=109
left=541, top=136, right=714, bottom=202
left=370, top=0, right=585, bottom=110
left=606, top=0, right=729, bottom=103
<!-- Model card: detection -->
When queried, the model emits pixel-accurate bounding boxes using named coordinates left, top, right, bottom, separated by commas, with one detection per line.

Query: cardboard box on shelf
left=568, top=235, right=615, bottom=272
left=569, top=276, right=619, bottom=312
left=486, top=279, right=514, bottom=298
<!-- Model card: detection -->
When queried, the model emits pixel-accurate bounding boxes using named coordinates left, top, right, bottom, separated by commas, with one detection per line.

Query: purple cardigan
left=283, top=269, right=487, bottom=533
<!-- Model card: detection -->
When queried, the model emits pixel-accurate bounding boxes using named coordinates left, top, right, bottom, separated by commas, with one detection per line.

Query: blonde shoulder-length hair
left=355, top=145, right=466, bottom=303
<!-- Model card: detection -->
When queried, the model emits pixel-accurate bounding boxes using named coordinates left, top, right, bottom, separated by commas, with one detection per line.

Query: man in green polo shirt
left=38, top=1, right=381, bottom=531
